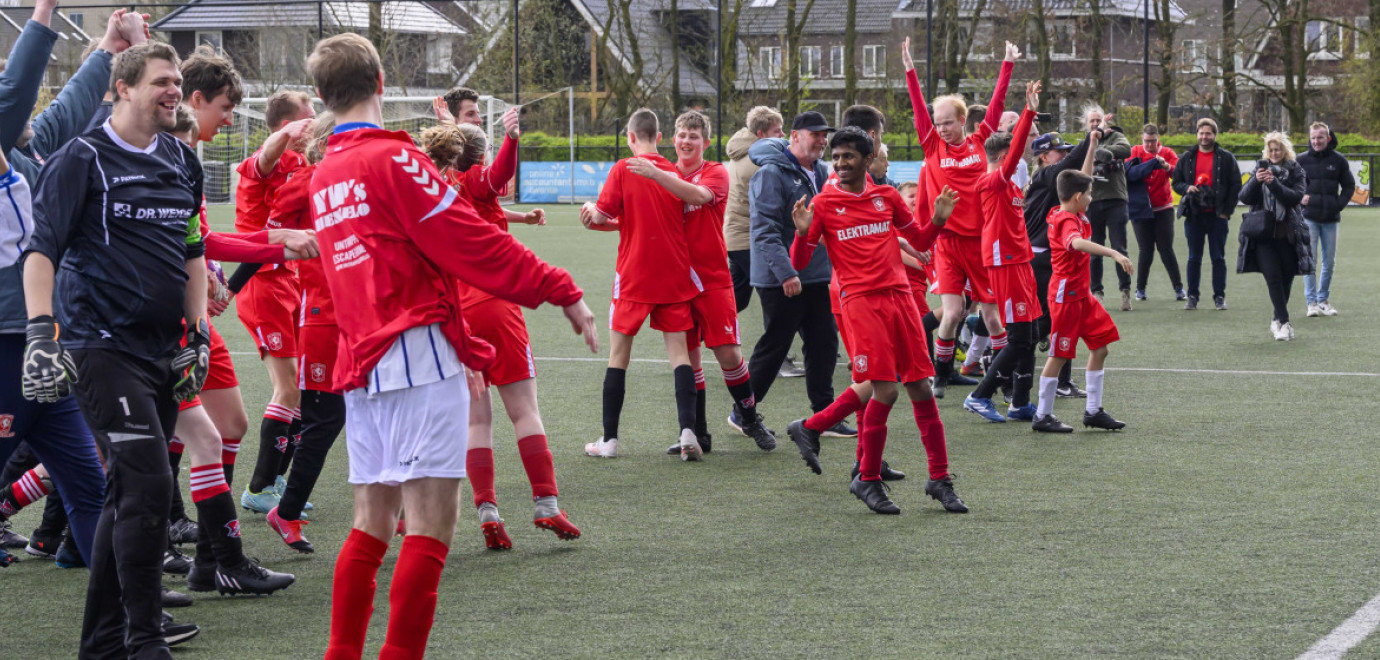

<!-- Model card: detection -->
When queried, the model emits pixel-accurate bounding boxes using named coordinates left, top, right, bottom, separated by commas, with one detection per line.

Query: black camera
left=1092, top=147, right=1123, bottom=181
left=1035, top=112, right=1054, bottom=124
left=1256, top=159, right=1285, bottom=179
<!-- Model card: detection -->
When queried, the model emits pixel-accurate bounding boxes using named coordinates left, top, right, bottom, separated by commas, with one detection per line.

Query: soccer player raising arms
left=305, top=34, right=596, bottom=660
left=902, top=36, right=1018, bottom=399
left=580, top=109, right=706, bottom=461
left=787, top=127, right=967, bottom=516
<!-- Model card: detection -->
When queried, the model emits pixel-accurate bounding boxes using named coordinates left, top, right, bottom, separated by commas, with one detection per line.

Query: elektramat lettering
left=836, top=221, right=891, bottom=241
left=940, top=154, right=982, bottom=169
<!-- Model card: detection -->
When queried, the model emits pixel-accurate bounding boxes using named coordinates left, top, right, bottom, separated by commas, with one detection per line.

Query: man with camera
left=1081, top=106, right=1133, bottom=311
left=1171, top=118, right=1242, bottom=311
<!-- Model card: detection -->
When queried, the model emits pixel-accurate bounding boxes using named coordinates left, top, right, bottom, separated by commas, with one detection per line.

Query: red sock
left=13, top=469, right=50, bottom=508
left=189, top=463, right=230, bottom=502
left=854, top=405, right=867, bottom=462
left=221, top=438, right=240, bottom=466
left=805, top=388, right=864, bottom=433
left=935, top=337, right=956, bottom=363
left=379, top=535, right=449, bottom=660
left=912, top=398, right=949, bottom=480
left=990, top=331, right=1008, bottom=351
left=169, top=438, right=185, bottom=454
left=325, top=529, right=390, bottom=660
left=516, top=434, right=558, bottom=499
left=466, top=448, right=496, bottom=508
left=858, top=399, right=892, bottom=481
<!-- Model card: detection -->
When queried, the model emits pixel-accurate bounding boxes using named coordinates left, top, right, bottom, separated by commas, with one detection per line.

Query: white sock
left=965, top=336, right=990, bottom=367
left=1037, top=377, right=1058, bottom=418
left=960, top=325, right=973, bottom=345
left=1086, top=369, right=1105, bottom=413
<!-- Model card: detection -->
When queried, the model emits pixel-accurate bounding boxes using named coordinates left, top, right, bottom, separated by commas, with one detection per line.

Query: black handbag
left=1239, top=209, right=1271, bottom=239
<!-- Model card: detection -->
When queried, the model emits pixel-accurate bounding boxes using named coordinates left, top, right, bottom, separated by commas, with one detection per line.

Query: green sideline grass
left=3, top=207, right=1378, bottom=659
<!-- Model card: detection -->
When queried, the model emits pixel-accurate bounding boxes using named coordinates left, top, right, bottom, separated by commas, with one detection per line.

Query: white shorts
left=344, top=375, right=471, bottom=485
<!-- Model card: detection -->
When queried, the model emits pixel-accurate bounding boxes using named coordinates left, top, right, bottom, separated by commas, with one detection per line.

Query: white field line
left=1297, top=592, right=1380, bottom=660
left=229, top=351, right=1379, bottom=377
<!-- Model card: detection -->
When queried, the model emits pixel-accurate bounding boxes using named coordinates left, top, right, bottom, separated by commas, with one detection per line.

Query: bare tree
left=844, top=0, right=858, bottom=105
left=1027, top=0, right=1053, bottom=120
left=1152, top=0, right=1177, bottom=126
left=1219, top=0, right=1238, bottom=131
left=1086, top=0, right=1106, bottom=107
left=669, top=0, right=681, bottom=111
left=782, top=0, right=817, bottom=117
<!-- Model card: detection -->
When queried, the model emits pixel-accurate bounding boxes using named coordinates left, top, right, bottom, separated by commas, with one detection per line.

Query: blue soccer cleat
left=1006, top=404, right=1038, bottom=421
left=963, top=395, right=1007, bottom=423
left=271, top=475, right=313, bottom=511
left=241, top=487, right=280, bottom=514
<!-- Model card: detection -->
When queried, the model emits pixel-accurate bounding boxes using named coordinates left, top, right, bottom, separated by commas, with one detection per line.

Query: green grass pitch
left=3, top=205, right=1378, bottom=659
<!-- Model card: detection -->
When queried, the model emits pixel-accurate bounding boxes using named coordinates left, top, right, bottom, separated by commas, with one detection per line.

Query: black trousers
left=0, top=441, right=69, bottom=536
left=72, top=349, right=179, bottom=660
left=1252, top=237, right=1299, bottom=323
left=1088, top=199, right=1131, bottom=294
left=278, top=389, right=344, bottom=521
left=728, top=250, right=753, bottom=313
left=1030, top=250, right=1074, bottom=386
left=748, top=283, right=837, bottom=413
left=1132, top=208, right=1183, bottom=292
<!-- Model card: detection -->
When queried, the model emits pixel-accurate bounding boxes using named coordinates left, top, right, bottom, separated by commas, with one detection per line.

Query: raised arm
left=255, top=118, right=312, bottom=178
left=0, top=6, right=59, bottom=153
left=788, top=195, right=820, bottom=270
left=902, top=37, right=935, bottom=140
left=1001, top=83, right=1039, bottom=180
left=983, top=42, right=1021, bottom=131
left=1081, top=129, right=1100, bottom=176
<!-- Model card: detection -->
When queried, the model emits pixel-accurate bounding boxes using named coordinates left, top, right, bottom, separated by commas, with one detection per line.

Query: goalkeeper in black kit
left=21, top=42, right=219, bottom=659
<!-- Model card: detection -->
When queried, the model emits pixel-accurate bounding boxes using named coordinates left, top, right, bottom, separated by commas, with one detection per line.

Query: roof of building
left=152, top=0, right=466, bottom=35
left=738, top=0, right=898, bottom=35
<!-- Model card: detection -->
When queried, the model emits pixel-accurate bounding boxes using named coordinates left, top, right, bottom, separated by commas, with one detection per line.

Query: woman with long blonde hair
left=1238, top=132, right=1313, bottom=340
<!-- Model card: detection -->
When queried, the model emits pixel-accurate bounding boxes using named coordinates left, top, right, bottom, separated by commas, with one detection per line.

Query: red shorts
left=178, top=321, right=239, bottom=411
left=687, top=287, right=740, bottom=349
left=1049, top=295, right=1120, bottom=359
left=934, top=234, right=995, bottom=303
left=609, top=298, right=693, bottom=337
left=834, top=311, right=862, bottom=384
left=465, top=297, right=536, bottom=387
left=236, top=271, right=300, bottom=358
left=990, top=263, right=1041, bottom=324
left=839, top=289, right=934, bottom=384
left=297, top=324, right=341, bottom=393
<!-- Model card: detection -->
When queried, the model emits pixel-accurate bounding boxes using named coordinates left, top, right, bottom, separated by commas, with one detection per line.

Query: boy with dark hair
left=581, top=108, right=705, bottom=460
left=787, top=127, right=966, bottom=515
left=1033, top=170, right=1134, bottom=433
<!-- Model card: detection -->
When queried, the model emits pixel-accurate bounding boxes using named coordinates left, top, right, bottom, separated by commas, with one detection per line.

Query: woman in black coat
left=1238, top=132, right=1314, bottom=341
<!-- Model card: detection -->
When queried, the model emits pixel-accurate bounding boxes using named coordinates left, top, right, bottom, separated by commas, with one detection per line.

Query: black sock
left=973, top=341, right=1019, bottom=399
left=193, top=491, right=245, bottom=569
left=277, top=416, right=302, bottom=478
left=1059, top=360, right=1074, bottom=387
left=673, top=365, right=696, bottom=432
left=694, top=387, right=708, bottom=436
left=249, top=416, right=291, bottom=493
left=726, top=380, right=755, bottom=415
left=223, top=460, right=235, bottom=488
left=602, top=368, right=626, bottom=440
left=168, top=448, right=188, bottom=522
left=1013, top=345, right=1036, bottom=407
left=280, top=391, right=344, bottom=521
left=923, top=312, right=939, bottom=362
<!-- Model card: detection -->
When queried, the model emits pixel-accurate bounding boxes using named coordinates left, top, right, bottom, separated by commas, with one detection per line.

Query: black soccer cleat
left=742, top=412, right=776, bottom=451
left=851, top=461, right=906, bottom=482
left=932, top=377, right=948, bottom=399
left=786, top=419, right=822, bottom=475
left=163, top=547, right=192, bottom=576
left=162, top=614, right=200, bottom=647
left=1031, top=414, right=1074, bottom=433
left=946, top=372, right=978, bottom=387
left=0, top=520, right=28, bottom=549
left=161, top=585, right=193, bottom=608
left=924, top=477, right=969, bottom=513
left=186, top=559, right=216, bottom=592
left=849, top=476, right=900, bottom=515
left=168, top=517, right=199, bottom=545
left=214, top=559, right=295, bottom=596
left=1083, top=408, right=1126, bottom=431
left=1056, top=382, right=1087, bottom=398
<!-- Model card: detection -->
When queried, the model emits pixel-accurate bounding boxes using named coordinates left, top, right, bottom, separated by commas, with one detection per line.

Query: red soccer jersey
left=310, top=127, right=582, bottom=391
left=594, top=154, right=698, bottom=304
left=447, top=165, right=513, bottom=309
left=679, top=160, right=731, bottom=291
left=235, top=149, right=307, bottom=233
left=1130, top=144, right=1178, bottom=209
left=1047, top=208, right=1092, bottom=301
left=270, top=164, right=333, bottom=326
left=979, top=108, right=1037, bottom=267
left=791, top=180, right=932, bottom=301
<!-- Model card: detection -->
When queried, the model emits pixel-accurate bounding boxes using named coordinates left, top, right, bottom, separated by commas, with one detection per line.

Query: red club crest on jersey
left=1015, top=302, right=1028, bottom=317
left=0, top=415, right=13, bottom=438
left=872, top=198, right=886, bottom=212
left=266, top=333, right=284, bottom=352
left=310, top=363, right=327, bottom=383
left=225, top=520, right=241, bottom=538
left=854, top=355, right=868, bottom=373
left=1058, top=337, right=1071, bottom=352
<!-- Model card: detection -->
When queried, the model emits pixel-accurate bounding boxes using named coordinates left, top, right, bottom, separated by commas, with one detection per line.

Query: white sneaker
left=677, top=428, right=702, bottom=462
left=584, top=437, right=619, bottom=458
left=1282, top=322, right=1295, bottom=340
left=1319, top=301, right=1338, bottom=316
left=1270, top=320, right=1283, bottom=339
left=1306, top=304, right=1320, bottom=317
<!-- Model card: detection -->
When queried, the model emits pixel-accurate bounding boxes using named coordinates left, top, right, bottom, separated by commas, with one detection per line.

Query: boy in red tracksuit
left=305, top=34, right=598, bottom=660
left=1033, top=170, right=1134, bottom=434
left=785, top=127, right=967, bottom=516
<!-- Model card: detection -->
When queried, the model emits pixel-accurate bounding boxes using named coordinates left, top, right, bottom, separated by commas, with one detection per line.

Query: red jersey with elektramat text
left=594, top=154, right=699, bottom=304
left=309, top=127, right=582, bottom=391
left=679, top=160, right=732, bottom=291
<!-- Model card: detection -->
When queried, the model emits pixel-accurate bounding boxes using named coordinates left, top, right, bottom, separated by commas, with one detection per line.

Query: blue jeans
left=1183, top=213, right=1229, bottom=300
left=1303, top=220, right=1338, bottom=304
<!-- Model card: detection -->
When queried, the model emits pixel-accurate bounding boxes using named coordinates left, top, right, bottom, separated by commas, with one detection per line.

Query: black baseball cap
left=791, top=111, right=834, bottom=133
left=1032, top=132, right=1075, bottom=154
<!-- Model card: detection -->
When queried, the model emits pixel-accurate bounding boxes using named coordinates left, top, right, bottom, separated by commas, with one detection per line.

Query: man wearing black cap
left=741, top=111, right=848, bottom=436
left=1024, top=129, right=1095, bottom=397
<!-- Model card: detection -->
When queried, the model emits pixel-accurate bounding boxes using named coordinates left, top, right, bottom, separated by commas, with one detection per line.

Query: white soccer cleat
left=1282, top=322, right=1295, bottom=341
left=584, top=437, right=619, bottom=458
left=677, top=428, right=702, bottom=462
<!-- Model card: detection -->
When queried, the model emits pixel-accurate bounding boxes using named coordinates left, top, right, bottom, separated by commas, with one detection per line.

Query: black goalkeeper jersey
left=24, top=120, right=205, bottom=360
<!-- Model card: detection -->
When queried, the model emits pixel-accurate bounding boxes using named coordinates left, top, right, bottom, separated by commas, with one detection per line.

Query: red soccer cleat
left=534, top=511, right=581, bottom=541
left=481, top=521, right=513, bottom=550
left=266, top=506, right=314, bottom=554
left=395, top=518, right=406, bottom=537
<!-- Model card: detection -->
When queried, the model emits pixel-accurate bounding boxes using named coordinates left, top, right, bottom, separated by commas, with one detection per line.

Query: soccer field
left=3, top=205, right=1378, bottom=659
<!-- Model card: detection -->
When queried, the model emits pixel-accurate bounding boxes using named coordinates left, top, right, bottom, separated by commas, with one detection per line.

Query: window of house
left=759, top=46, right=782, bottom=79
left=1357, top=17, right=1371, bottom=58
left=749, top=0, right=777, bottom=6
left=1306, top=20, right=1340, bottom=57
left=427, top=35, right=452, bottom=74
left=830, top=45, right=844, bottom=77
left=67, top=12, right=83, bottom=30
left=196, top=31, right=223, bottom=51
left=863, top=44, right=884, bottom=78
left=1051, top=22, right=1075, bottom=59
left=1180, top=39, right=1206, bottom=71
left=800, top=46, right=821, bottom=78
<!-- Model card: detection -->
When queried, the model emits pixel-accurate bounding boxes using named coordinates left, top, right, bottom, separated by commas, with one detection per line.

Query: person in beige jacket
left=725, top=106, right=784, bottom=311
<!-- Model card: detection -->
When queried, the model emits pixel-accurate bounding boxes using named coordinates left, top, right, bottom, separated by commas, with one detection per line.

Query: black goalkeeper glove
left=22, top=315, right=78, bottom=403
left=172, top=317, right=212, bottom=403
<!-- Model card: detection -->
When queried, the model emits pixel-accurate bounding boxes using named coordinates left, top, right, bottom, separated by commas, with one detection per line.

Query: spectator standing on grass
left=1171, top=118, right=1241, bottom=311
left=1081, top=105, right=1134, bottom=311
left=1297, top=122, right=1356, bottom=318
left=1238, top=133, right=1312, bottom=342
left=1126, top=124, right=1184, bottom=302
